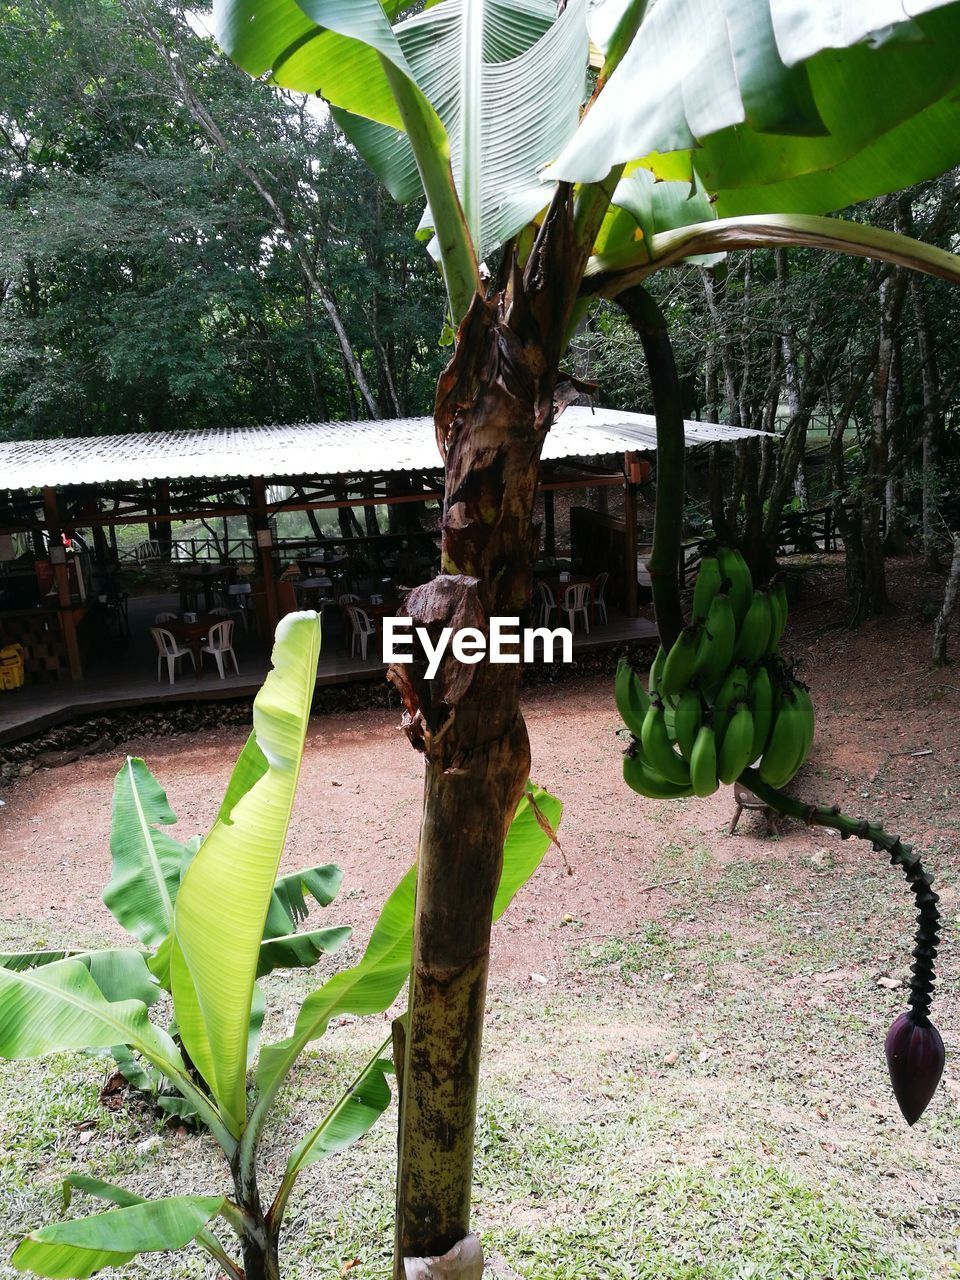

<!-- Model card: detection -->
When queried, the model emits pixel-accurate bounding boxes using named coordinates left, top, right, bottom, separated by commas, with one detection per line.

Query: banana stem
left=739, top=769, right=941, bottom=1020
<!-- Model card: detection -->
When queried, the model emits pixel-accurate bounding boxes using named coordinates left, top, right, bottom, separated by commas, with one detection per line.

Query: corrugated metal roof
left=0, top=407, right=762, bottom=490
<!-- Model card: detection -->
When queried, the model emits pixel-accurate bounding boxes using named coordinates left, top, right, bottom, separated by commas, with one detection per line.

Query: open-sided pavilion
left=0, top=407, right=759, bottom=742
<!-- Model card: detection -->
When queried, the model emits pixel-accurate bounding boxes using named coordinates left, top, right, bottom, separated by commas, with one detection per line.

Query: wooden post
left=41, top=485, right=83, bottom=681
left=251, top=478, right=279, bottom=635
left=544, top=489, right=556, bottom=558
left=623, top=456, right=639, bottom=618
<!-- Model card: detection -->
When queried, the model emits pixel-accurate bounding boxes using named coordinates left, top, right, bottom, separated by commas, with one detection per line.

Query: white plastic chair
left=151, top=627, right=196, bottom=685
left=563, top=582, right=591, bottom=635
left=593, top=571, right=610, bottom=625
left=536, top=580, right=556, bottom=627
left=154, top=611, right=177, bottom=625
left=346, top=606, right=376, bottom=660
left=339, top=593, right=359, bottom=605
left=201, top=620, right=239, bottom=679
left=208, top=606, right=230, bottom=619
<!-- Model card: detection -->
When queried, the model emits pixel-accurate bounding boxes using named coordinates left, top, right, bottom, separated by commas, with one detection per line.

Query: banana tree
left=209, top=1, right=960, bottom=1272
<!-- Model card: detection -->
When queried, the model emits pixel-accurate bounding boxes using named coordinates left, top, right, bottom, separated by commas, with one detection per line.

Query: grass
left=1, top=835, right=958, bottom=1279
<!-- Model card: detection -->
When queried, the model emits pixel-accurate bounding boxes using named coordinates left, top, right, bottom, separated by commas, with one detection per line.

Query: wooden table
left=163, top=614, right=222, bottom=677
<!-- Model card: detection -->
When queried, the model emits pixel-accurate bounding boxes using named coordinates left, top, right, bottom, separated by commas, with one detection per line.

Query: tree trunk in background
left=910, top=274, right=943, bottom=569
left=861, top=272, right=905, bottom=619
left=933, top=533, right=960, bottom=664
left=617, top=288, right=685, bottom=648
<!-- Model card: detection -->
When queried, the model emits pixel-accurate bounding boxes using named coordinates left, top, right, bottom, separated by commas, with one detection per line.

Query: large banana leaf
left=103, top=757, right=197, bottom=948
left=0, top=948, right=159, bottom=1007
left=254, top=783, right=562, bottom=1108
left=338, top=0, right=586, bottom=257
left=0, top=957, right=183, bottom=1077
left=215, top=0, right=587, bottom=261
left=170, top=612, right=321, bottom=1133
left=11, top=1196, right=225, bottom=1280
left=551, top=0, right=960, bottom=218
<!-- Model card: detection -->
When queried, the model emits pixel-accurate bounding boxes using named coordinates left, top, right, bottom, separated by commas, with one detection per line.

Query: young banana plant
left=0, top=611, right=563, bottom=1280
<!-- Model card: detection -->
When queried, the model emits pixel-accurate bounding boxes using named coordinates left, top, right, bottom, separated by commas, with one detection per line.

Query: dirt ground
left=1, top=554, right=957, bottom=979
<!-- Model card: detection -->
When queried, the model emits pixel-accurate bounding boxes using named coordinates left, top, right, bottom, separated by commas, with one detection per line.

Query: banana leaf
left=11, top=1195, right=225, bottom=1279
left=257, top=926, right=352, bottom=977
left=550, top=0, right=960, bottom=219
left=0, top=949, right=159, bottom=1006
left=103, top=757, right=198, bottom=948
left=170, top=612, right=321, bottom=1133
left=264, top=863, right=343, bottom=936
left=0, top=957, right=183, bottom=1078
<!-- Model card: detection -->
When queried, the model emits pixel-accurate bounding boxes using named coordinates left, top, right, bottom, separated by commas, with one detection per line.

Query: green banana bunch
left=615, top=550, right=815, bottom=805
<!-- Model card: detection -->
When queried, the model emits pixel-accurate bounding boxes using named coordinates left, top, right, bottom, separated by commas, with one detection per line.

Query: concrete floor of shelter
left=0, top=592, right=657, bottom=745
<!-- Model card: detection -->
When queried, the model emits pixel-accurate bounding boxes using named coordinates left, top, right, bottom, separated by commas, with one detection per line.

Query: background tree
left=0, top=0, right=448, bottom=440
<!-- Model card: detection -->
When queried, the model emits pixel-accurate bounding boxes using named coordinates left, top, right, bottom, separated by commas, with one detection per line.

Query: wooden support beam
left=544, top=490, right=556, bottom=558
left=251, top=478, right=280, bottom=638
left=41, top=485, right=83, bottom=681
left=623, top=455, right=639, bottom=619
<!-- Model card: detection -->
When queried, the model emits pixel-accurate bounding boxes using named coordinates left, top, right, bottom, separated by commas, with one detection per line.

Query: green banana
left=747, top=665, right=774, bottom=763
left=712, top=663, right=749, bottom=741
left=661, top=623, right=703, bottom=697
left=648, top=646, right=666, bottom=698
left=793, top=680, right=816, bottom=762
left=623, top=747, right=693, bottom=799
left=717, top=701, right=755, bottom=785
left=718, top=546, right=753, bottom=626
left=689, top=723, right=719, bottom=797
left=695, top=589, right=736, bottom=684
left=758, top=691, right=807, bottom=787
left=614, top=658, right=650, bottom=737
left=673, top=688, right=703, bottom=761
left=692, top=556, right=722, bottom=620
left=734, top=589, right=773, bottom=664
left=768, top=580, right=788, bottom=652
left=640, top=700, right=692, bottom=787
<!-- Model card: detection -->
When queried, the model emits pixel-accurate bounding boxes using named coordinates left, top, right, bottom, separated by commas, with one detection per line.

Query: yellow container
left=0, top=643, right=25, bottom=690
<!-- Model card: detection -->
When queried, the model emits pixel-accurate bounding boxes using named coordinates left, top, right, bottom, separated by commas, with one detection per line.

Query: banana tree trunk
left=390, top=288, right=560, bottom=1272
